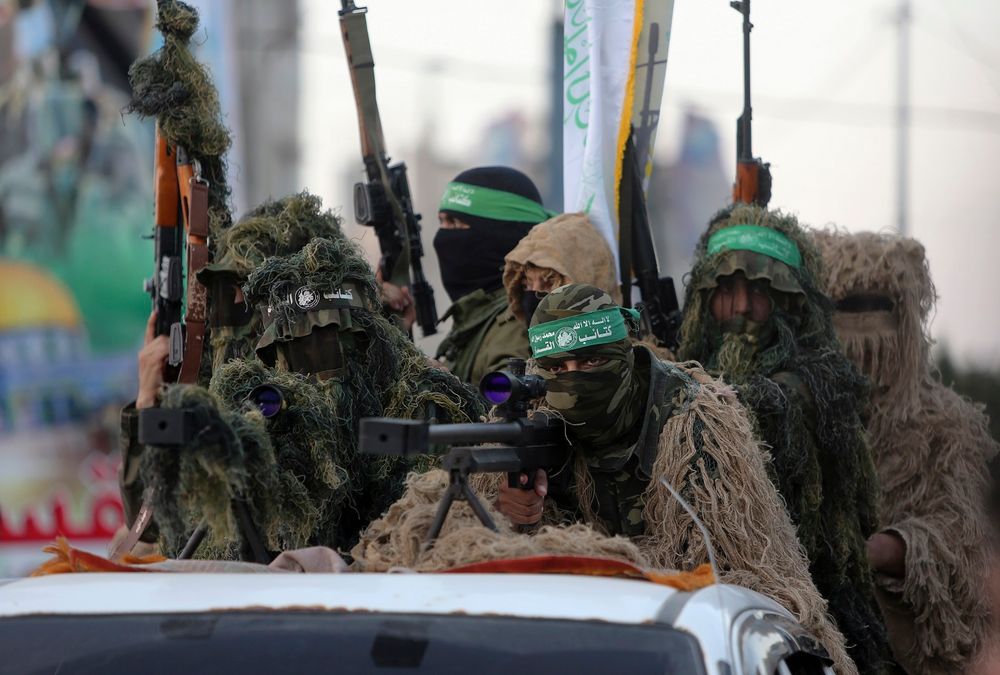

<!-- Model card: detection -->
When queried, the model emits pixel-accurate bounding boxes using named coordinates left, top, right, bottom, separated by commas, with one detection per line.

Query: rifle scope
left=246, top=384, right=286, bottom=419
left=479, top=359, right=545, bottom=407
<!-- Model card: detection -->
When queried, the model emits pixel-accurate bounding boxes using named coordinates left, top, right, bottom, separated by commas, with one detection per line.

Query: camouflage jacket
left=435, top=287, right=530, bottom=385
left=547, top=347, right=692, bottom=536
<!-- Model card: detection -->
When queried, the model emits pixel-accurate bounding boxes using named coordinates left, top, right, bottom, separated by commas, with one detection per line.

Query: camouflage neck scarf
left=537, top=342, right=645, bottom=455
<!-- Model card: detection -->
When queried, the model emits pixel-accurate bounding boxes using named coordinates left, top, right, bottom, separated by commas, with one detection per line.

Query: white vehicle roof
left=0, top=573, right=785, bottom=627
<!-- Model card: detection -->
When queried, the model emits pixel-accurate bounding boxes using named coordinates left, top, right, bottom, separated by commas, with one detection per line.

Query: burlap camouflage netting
left=351, top=470, right=649, bottom=572
left=678, top=203, right=888, bottom=675
left=816, top=229, right=999, bottom=674
left=216, top=192, right=347, bottom=280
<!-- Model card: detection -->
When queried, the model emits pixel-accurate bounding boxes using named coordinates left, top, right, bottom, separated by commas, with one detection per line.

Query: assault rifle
left=359, top=359, right=568, bottom=548
left=145, top=124, right=210, bottom=383
left=339, top=0, right=437, bottom=337
left=110, top=125, right=212, bottom=561
left=619, top=130, right=682, bottom=350
left=730, top=0, right=772, bottom=206
left=617, top=20, right=682, bottom=350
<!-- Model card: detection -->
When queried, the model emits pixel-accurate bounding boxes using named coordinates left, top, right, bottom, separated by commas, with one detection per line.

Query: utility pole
left=896, top=0, right=911, bottom=236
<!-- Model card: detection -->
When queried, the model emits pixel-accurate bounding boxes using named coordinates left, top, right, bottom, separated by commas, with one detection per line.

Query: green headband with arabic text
left=707, top=224, right=802, bottom=269
left=439, top=181, right=556, bottom=224
left=529, top=307, right=639, bottom=358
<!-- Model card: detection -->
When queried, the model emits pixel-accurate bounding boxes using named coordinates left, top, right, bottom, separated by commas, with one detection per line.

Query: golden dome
left=0, top=260, right=83, bottom=331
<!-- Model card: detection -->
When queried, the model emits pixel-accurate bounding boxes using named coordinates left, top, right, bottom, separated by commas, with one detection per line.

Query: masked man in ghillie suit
left=430, top=166, right=553, bottom=385
left=676, top=204, right=889, bottom=674
left=478, top=283, right=855, bottom=672
left=119, top=192, right=348, bottom=547
left=815, top=230, right=999, bottom=675
left=137, top=236, right=484, bottom=559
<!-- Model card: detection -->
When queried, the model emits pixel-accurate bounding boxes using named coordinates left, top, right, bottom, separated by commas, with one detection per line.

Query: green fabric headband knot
left=529, top=307, right=639, bottom=358
left=707, top=224, right=802, bottom=269
left=439, top=181, right=555, bottom=224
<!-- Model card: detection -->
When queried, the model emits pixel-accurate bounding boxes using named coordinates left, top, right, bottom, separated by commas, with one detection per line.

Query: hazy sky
left=299, top=0, right=1000, bottom=367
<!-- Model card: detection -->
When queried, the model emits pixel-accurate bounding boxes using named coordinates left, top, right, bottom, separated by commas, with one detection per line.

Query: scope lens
left=248, top=385, right=285, bottom=418
left=479, top=372, right=513, bottom=405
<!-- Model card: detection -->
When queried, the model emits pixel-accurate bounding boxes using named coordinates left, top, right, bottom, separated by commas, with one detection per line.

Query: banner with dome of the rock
left=562, top=0, right=675, bottom=270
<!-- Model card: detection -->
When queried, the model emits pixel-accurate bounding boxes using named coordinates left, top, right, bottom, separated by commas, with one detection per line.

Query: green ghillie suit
left=119, top=192, right=350, bottom=543
left=815, top=229, right=999, bottom=675
left=139, top=236, right=484, bottom=558
left=199, top=191, right=347, bottom=373
left=126, top=0, right=232, bottom=241
left=362, top=284, right=856, bottom=673
left=677, top=205, right=888, bottom=674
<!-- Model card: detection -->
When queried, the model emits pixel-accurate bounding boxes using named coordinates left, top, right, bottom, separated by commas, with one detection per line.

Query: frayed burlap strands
left=220, top=192, right=346, bottom=278
left=866, top=378, right=996, bottom=672
left=678, top=204, right=832, bottom=362
left=209, top=359, right=360, bottom=549
left=816, top=229, right=999, bottom=672
left=351, top=471, right=648, bottom=572
left=126, top=0, right=231, bottom=223
left=813, top=229, right=933, bottom=419
left=636, top=365, right=856, bottom=675
left=503, top=212, right=622, bottom=321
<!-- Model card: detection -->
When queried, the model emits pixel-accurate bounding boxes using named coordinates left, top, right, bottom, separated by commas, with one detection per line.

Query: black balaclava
left=433, top=166, right=546, bottom=303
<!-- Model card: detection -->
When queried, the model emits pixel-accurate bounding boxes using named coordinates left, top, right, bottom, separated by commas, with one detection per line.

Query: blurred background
left=0, top=0, right=997, bottom=574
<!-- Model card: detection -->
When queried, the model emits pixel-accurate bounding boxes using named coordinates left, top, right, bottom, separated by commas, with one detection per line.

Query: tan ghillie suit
left=502, top=212, right=672, bottom=359
left=816, top=229, right=998, bottom=675
left=354, top=361, right=856, bottom=674
left=503, top=211, right=622, bottom=321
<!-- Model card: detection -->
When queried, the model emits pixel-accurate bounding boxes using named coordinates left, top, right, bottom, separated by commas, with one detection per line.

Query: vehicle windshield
left=2, top=611, right=706, bottom=674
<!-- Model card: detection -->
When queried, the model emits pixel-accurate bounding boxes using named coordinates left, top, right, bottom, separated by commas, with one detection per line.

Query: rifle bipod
left=177, top=499, right=273, bottom=564
left=424, top=451, right=498, bottom=550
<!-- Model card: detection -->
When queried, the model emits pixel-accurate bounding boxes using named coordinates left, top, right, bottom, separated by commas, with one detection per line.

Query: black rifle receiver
left=340, top=0, right=438, bottom=337
left=359, top=359, right=567, bottom=547
left=620, top=131, right=682, bottom=350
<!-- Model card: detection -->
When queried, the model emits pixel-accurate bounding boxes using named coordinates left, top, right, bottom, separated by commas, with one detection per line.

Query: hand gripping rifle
left=339, top=0, right=437, bottom=337
left=113, top=126, right=215, bottom=561
left=730, top=0, right=772, bottom=206
left=359, top=359, right=568, bottom=549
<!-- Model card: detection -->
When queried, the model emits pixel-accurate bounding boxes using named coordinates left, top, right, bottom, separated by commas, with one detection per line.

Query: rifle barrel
left=427, top=422, right=527, bottom=445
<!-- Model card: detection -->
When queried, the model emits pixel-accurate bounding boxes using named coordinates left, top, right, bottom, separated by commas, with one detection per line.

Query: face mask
left=519, top=290, right=546, bottom=325
left=209, top=280, right=253, bottom=328
left=538, top=352, right=642, bottom=455
left=277, top=325, right=346, bottom=381
left=433, top=220, right=532, bottom=303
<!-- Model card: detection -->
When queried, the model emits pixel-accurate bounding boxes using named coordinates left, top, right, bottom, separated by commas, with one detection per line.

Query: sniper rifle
left=359, top=359, right=568, bottom=548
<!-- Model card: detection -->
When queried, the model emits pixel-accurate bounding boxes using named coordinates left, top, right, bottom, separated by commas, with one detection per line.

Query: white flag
left=563, top=0, right=675, bottom=271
